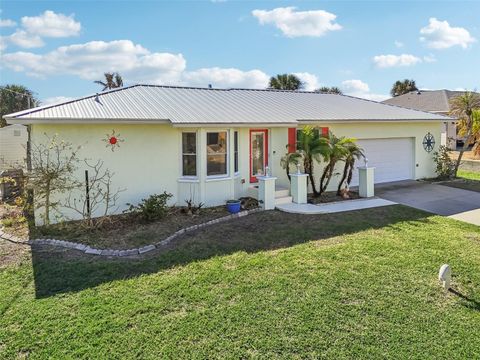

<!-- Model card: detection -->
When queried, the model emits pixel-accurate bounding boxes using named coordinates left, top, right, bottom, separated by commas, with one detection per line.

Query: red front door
left=249, top=129, right=268, bottom=183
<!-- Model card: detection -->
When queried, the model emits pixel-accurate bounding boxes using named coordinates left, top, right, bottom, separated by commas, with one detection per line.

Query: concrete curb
left=2, top=208, right=261, bottom=257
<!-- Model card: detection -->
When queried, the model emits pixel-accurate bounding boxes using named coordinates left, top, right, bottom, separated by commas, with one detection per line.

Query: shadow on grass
left=449, top=289, right=480, bottom=311
left=31, top=205, right=431, bottom=298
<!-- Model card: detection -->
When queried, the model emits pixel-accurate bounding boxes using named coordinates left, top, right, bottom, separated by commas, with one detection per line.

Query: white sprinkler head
left=438, top=264, right=451, bottom=291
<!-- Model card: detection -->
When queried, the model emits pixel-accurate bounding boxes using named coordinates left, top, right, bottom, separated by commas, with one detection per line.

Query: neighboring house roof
left=5, top=85, right=451, bottom=125
left=382, top=89, right=473, bottom=113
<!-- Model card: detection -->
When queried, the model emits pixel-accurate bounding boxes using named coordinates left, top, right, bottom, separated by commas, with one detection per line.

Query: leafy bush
left=433, top=145, right=455, bottom=179
left=126, top=192, right=173, bottom=221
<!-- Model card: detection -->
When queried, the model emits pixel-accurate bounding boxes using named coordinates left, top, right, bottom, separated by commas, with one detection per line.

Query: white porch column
left=198, top=128, right=207, bottom=204
left=257, top=175, right=277, bottom=210
left=290, top=173, right=308, bottom=204
left=358, top=167, right=375, bottom=198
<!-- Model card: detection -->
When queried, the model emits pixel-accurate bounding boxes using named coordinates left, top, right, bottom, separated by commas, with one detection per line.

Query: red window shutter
left=288, top=128, right=296, bottom=153
left=321, top=127, right=329, bottom=136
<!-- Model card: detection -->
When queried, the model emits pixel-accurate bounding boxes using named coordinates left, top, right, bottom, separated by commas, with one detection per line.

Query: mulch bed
left=308, top=190, right=361, bottom=205
left=30, top=206, right=235, bottom=250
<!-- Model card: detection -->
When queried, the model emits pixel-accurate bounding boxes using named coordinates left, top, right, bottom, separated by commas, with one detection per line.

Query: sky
left=0, top=0, right=478, bottom=105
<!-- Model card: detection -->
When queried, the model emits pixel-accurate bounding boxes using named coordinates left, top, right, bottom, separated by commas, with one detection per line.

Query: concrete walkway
left=376, top=180, right=480, bottom=226
left=276, top=198, right=396, bottom=214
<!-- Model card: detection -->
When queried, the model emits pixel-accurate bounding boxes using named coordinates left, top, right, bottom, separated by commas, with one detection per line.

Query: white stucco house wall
left=4, top=85, right=451, bottom=225
left=0, top=124, right=27, bottom=171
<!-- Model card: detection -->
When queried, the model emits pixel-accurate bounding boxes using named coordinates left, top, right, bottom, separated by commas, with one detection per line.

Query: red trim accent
left=249, top=129, right=268, bottom=183
left=287, top=128, right=296, bottom=153
left=321, top=127, right=329, bottom=136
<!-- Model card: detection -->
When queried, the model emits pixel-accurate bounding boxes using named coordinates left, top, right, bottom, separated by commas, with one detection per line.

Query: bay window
left=182, top=132, right=197, bottom=176
left=207, top=131, right=228, bottom=176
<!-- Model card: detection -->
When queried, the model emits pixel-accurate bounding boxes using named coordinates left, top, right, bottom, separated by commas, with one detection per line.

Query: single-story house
left=4, top=85, right=450, bottom=224
left=382, top=89, right=474, bottom=149
left=0, top=124, right=27, bottom=171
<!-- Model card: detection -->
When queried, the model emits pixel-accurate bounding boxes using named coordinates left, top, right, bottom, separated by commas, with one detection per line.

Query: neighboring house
left=382, top=90, right=473, bottom=149
left=0, top=124, right=27, bottom=171
left=4, top=85, right=450, bottom=225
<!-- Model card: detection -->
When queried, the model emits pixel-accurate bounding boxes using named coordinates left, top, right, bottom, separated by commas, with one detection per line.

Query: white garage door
left=350, top=138, right=414, bottom=186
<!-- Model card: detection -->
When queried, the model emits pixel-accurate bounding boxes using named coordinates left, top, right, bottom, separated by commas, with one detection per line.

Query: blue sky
left=0, top=1, right=478, bottom=105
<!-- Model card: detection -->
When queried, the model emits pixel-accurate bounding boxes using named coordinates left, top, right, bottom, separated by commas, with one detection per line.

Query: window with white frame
left=182, top=132, right=197, bottom=176
left=234, top=131, right=239, bottom=173
left=206, top=131, right=228, bottom=176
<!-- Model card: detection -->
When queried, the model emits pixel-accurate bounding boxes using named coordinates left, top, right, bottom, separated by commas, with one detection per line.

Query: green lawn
left=1, top=206, right=480, bottom=358
left=458, top=169, right=480, bottom=181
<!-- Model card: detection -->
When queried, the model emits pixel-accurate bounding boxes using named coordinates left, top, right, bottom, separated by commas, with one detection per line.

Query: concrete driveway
left=376, top=180, right=480, bottom=226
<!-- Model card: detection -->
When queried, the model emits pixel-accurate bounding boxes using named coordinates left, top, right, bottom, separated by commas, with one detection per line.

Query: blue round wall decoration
left=422, top=132, right=435, bottom=153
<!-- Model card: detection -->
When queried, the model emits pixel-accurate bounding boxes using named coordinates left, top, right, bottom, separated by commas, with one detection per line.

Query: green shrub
left=126, top=192, right=173, bottom=222
left=433, top=145, right=455, bottom=179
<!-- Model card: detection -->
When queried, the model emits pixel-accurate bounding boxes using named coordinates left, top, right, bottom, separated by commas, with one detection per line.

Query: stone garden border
left=0, top=208, right=262, bottom=257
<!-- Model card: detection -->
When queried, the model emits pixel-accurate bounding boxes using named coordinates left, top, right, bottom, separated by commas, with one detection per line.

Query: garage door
left=350, top=138, right=414, bottom=186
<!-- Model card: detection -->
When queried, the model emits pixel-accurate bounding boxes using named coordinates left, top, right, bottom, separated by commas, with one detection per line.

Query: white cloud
left=7, top=30, right=44, bottom=48
left=0, top=39, right=273, bottom=89
left=252, top=6, right=341, bottom=38
left=42, top=96, right=75, bottom=106
left=341, top=79, right=389, bottom=102
left=373, top=54, right=423, bottom=68
left=293, top=72, right=320, bottom=91
left=0, top=36, right=6, bottom=51
left=420, top=18, right=476, bottom=49
left=0, top=19, right=16, bottom=27
left=394, top=40, right=404, bottom=48
left=182, top=67, right=269, bottom=88
left=341, top=79, right=369, bottom=93
left=21, top=10, right=81, bottom=38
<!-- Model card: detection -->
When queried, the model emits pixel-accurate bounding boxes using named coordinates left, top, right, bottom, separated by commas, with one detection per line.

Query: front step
left=275, top=196, right=293, bottom=206
left=275, top=188, right=290, bottom=198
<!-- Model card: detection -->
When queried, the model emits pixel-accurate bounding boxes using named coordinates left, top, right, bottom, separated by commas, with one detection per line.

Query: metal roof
left=382, top=90, right=472, bottom=113
left=5, top=85, right=452, bottom=125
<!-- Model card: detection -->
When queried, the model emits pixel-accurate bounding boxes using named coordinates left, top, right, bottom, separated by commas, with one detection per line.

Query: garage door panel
left=350, top=138, right=414, bottom=186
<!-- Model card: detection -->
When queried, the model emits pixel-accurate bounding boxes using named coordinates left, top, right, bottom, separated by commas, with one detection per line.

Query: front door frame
left=249, top=129, right=269, bottom=183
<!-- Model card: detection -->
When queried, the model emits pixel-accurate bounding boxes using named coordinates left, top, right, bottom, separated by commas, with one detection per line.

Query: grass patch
left=440, top=169, right=480, bottom=193
left=1, top=205, right=480, bottom=358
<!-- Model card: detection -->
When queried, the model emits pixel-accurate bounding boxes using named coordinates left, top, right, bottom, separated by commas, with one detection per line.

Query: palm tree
left=94, top=72, right=124, bottom=91
left=337, top=142, right=364, bottom=195
left=315, top=86, right=343, bottom=95
left=450, top=91, right=480, bottom=173
left=280, top=150, right=302, bottom=182
left=268, top=74, right=304, bottom=91
left=296, top=126, right=329, bottom=196
left=0, top=84, right=39, bottom=127
left=390, top=79, right=418, bottom=97
left=470, top=109, right=480, bottom=158
left=319, top=132, right=354, bottom=195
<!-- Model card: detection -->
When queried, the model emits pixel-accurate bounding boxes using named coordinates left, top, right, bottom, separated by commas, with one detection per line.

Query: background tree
left=450, top=91, right=480, bottom=173
left=390, top=79, right=418, bottom=97
left=268, top=74, right=304, bottom=90
left=315, top=86, right=343, bottom=95
left=0, top=84, right=39, bottom=127
left=337, top=142, right=364, bottom=195
left=94, top=72, right=124, bottom=91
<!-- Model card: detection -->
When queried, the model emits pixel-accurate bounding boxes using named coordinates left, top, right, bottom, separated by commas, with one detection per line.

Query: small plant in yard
left=183, top=198, right=204, bottom=216
left=126, top=192, right=173, bottom=221
left=433, top=145, right=456, bottom=179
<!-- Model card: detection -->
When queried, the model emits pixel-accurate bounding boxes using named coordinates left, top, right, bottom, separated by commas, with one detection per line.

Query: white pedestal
left=358, top=167, right=375, bottom=198
left=290, top=173, right=308, bottom=204
left=257, top=176, right=277, bottom=210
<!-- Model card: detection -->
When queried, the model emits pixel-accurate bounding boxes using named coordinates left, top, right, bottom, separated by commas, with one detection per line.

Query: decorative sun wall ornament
left=423, top=132, right=435, bottom=153
left=102, top=129, right=124, bottom=151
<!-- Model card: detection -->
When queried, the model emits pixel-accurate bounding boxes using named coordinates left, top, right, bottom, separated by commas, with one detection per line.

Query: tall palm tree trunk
left=454, top=118, right=473, bottom=176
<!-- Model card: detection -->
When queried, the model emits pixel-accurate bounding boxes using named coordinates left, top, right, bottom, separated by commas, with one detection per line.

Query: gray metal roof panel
left=5, top=85, right=452, bottom=123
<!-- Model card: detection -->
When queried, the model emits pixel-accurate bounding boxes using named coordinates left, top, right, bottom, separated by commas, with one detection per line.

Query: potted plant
left=226, top=199, right=241, bottom=214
